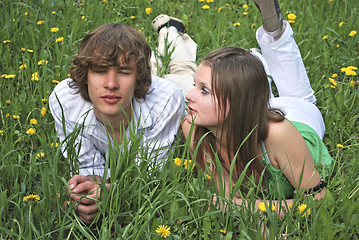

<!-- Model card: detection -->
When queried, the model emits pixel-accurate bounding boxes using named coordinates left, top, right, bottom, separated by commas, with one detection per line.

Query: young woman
left=182, top=1, right=333, bottom=210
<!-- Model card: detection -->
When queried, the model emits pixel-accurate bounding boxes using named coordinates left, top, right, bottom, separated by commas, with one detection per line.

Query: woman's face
left=185, top=63, right=228, bottom=133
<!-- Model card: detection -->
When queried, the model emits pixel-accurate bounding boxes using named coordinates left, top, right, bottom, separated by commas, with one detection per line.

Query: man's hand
left=68, top=175, right=109, bottom=224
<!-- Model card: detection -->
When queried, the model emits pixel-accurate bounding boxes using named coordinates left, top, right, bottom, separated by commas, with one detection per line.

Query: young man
left=49, top=21, right=197, bottom=224
left=50, top=23, right=185, bottom=177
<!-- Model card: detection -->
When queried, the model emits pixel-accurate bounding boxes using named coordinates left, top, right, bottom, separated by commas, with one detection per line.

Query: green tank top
left=261, top=121, right=333, bottom=199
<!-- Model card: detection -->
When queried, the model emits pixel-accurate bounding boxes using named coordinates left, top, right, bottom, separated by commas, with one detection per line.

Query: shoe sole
left=253, top=0, right=281, bottom=33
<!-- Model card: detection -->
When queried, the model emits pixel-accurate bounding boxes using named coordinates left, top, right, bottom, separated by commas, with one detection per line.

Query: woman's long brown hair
left=192, top=46, right=284, bottom=188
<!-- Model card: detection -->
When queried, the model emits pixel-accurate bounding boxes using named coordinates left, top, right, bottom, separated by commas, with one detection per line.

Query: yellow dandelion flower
left=205, top=173, right=212, bottom=180
left=183, top=159, right=195, bottom=170
left=218, top=7, right=224, bottom=12
left=6, top=100, right=11, bottom=104
left=38, top=59, right=48, bottom=65
left=5, top=74, right=16, bottom=79
left=37, top=20, right=45, bottom=25
left=339, top=21, right=344, bottom=27
left=19, top=64, right=27, bottom=70
left=30, top=118, right=38, bottom=125
left=243, top=4, right=249, bottom=10
left=56, top=37, right=64, bottom=42
left=6, top=113, right=10, bottom=118
left=81, top=15, right=85, bottom=19
left=21, top=47, right=26, bottom=52
left=288, top=20, right=295, bottom=24
left=233, top=22, right=241, bottom=27
left=145, top=8, right=152, bottom=15
left=199, top=0, right=205, bottom=2
left=156, top=225, right=171, bottom=238
left=345, top=69, right=357, bottom=76
left=41, top=107, right=47, bottom=116
left=51, top=11, right=56, bottom=14
left=202, top=4, right=210, bottom=9
left=42, top=98, right=47, bottom=103
left=52, top=80, right=60, bottom=84
left=288, top=203, right=293, bottom=210
left=350, top=80, right=356, bottom=86
left=31, top=72, right=39, bottom=81
left=13, top=115, right=20, bottom=120
left=0, top=130, right=4, bottom=136
left=336, top=44, right=339, bottom=48
left=347, top=66, right=358, bottom=70
left=174, top=158, right=182, bottom=166
left=337, top=144, right=344, bottom=148
left=36, top=152, right=45, bottom=159
left=26, top=128, right=36, bottom=135
left=103, top=0, right=107, bottom=2
left=251, top=23, right=256, bottom=28
left=25, top=12, right=29, bottom=16
left=322, top=35, right=328, bottom=40
left=3, top=40, right=11, bottom=44
left=297, top=204, right=311, bottom=217
left=349, top=30, right=357, bottom=37
left=130, top=16, right=135, bottom=19
left=27, top=49, right=33, bottom=53
left=220, top=229, right=226, bottom=234
left=258, top=202, right=275, bottom=212
left=287, top=13, right=297, bottom=20
left=331, top=73, right=338, bottom=78
left=51, top=142, right=59, bottom=148
left=206, top=0, right=214, bottom=2
left=23, top=194, right=40, bottom=203
left=51, top=27, right=59, bottom=32
left=242, top=12, right=248, bottom=16
left=329, top=78, right=337, bottom=87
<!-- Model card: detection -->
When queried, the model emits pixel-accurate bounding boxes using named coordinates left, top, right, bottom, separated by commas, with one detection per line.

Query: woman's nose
left=185, top=88, right=195, bottom=102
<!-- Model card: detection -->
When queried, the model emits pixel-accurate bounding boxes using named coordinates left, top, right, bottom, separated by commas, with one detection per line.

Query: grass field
left=0, top=0, right=358, bottom=239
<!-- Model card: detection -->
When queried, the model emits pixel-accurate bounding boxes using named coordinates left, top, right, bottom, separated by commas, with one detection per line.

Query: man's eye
left=118, top=71, right=131, bottom=75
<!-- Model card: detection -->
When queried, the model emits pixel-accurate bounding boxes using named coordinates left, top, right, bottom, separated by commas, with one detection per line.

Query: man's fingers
left=76, top=203, right=99, bottom=224
left=70, top=193, right=97, bottom=205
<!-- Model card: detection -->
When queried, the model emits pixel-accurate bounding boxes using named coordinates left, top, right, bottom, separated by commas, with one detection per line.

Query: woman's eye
left=201, top=87, right=210, bottom=94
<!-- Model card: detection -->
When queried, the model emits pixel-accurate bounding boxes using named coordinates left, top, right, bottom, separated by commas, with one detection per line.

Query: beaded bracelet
left=303, top=177, right=327, bottom=195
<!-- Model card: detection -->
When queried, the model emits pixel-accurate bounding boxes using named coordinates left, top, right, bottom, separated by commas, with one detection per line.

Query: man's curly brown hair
left=69, top=23, right=152, bottom=101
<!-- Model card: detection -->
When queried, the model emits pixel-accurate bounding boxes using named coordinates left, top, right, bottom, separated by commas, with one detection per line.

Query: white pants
left=152, top=22, right=326, bottom=139
left=151, top=26, right=197, bottom=96
left=257, top=21, right=325, bottom=139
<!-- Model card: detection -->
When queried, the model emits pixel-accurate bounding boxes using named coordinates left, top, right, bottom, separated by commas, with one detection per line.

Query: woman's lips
left=187, top=106, right=197, bottom=114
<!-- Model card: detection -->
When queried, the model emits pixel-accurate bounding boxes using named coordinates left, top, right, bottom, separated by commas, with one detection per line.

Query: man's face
left=87, top=60, right=137, bottom=124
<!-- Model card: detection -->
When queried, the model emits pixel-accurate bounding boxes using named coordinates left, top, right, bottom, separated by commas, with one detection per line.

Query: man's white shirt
left=49, top=75, right=184, bottom=177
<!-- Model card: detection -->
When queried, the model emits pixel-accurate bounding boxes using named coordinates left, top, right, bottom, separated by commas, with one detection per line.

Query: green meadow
left=1, top=0, right=358, bottom=239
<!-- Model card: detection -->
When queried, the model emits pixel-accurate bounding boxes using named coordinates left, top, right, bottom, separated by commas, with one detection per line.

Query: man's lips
left=102, top=95, right=121, bottom=104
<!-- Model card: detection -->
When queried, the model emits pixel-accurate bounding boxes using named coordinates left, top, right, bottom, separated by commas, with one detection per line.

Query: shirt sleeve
left=143, top=85, right=185, bottom=163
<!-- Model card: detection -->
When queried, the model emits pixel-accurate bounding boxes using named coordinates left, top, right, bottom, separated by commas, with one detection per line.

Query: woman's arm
left=265, top=119, right=325, bottom=196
